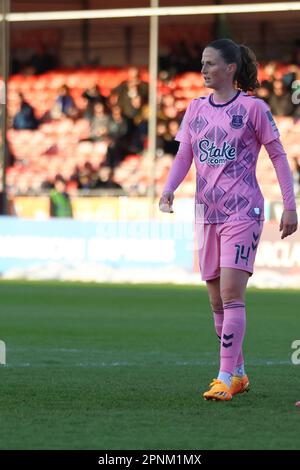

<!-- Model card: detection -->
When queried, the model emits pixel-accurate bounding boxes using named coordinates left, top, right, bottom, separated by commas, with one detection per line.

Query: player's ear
left=227, top=63, right=237, bottom=76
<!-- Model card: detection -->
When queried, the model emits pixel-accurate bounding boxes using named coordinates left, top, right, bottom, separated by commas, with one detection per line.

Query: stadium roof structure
left=4, top=2, right=300, bottom=21
left=8, top=0, right=300, bottom=11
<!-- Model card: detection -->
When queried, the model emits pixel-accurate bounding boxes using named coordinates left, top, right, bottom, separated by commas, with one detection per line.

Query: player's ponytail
left=207, top=38, right=260, bottom=92
left=237, top=44, right=260, bottom=92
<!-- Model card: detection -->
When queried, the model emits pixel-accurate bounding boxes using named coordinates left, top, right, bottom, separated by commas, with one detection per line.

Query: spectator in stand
left=262, top=61, right=277, bottom=83
left=28, top=44, right=58, bottom=75
left=156, top=120, right=168, bottom=157
left=89, top=102, right=109, bottom=142
left=157, top=93, right=179, bottom=122
left=128, top=95, right=147, bottom=153
left=94, top=165, right=124, bottom=191
left=106, top=92, right=119, bottom=112
left=159, top=40, right=200, bottom=75
left=50, top=176, right=73, bottom=218
left=77, top=162, right=94, bottom=190
left=41, top=178, right=54, bottom=191
left=255, top=80, right=272, bottom=104
left=13, top=94, right=39, bottom=130
left=51, top=85, right=78, bottom=119
left=158, top=70, right=173, bottom=95
left=112, top=67, right=148, bottom=120
left=105, top=105, right=129, bottom=168
left=133, top=102, right=149, bottom=150
left=175, top=40, right=195, bottom=73
left=163, top=120, right=180, bottom=156
left=269, top=79, right=295, bottom=116
left=82, top=83, right=107, bottom=119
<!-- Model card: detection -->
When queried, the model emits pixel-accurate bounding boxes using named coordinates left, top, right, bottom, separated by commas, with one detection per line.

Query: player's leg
left=198, top=222, right=223, bottom=342
left=221, top=219, right=262, bottom=386
left=220, top=267, right=250, bottom=395
left=203, top=220, right=262, bottom=401
left=198, top=224, right=232, bottom=401
left=206, top=274, right=248, bottom=395
left=206, top=277, right=223, bottom=343
left=203, top=277, right=231, bottom=401
left=218, top=267, right=250, bottom=387
left=198, top=224, right=224, bottom=367
left=220, top=220, right=262, bottom=393
left=203, top=267, right=250, bottom=401
left=206, top=276, right=245, bottom=357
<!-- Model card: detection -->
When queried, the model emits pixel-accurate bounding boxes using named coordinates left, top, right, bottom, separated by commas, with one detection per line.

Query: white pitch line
left=1, top=359, right=292, bottom=368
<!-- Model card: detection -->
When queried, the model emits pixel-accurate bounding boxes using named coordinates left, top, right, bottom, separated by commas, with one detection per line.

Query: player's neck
left=212, top=86, right=238, bottom=104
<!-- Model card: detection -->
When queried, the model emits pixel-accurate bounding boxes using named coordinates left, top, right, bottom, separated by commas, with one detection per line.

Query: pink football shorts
left=197, top=219, right=264, bottom=281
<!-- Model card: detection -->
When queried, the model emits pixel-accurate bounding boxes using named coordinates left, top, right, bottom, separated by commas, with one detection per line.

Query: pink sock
left=213, top=309, right=244, bottom=368
left=220, top=301, right=246, bottom=376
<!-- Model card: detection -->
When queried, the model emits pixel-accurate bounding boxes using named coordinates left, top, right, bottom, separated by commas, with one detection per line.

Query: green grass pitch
left=0, top=280, right=300, bottom=450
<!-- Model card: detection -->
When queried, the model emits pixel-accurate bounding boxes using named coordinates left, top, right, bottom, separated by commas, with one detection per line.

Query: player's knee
left=207, top=291, right=223, bottom=311
left=210, top=300, right=223, bottom=312
left=220, top=288, right=244, bottom=305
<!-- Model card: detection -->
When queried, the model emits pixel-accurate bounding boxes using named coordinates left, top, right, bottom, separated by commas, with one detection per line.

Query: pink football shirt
left=175, top=91, right=279, bottom=223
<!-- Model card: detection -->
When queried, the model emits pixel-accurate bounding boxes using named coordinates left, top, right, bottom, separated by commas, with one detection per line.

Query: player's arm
left=265, top=138, right=298, bottom=239
left=159, top=141, right=193, bottom=213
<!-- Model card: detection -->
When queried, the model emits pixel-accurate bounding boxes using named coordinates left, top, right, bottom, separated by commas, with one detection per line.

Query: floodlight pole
left=0, top=0, right=9, bottom=215
left=148, top=0, right=159, bottom=217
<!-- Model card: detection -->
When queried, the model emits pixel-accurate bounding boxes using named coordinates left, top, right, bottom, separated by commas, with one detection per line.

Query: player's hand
left=279, top=209, right=298, bottom=239
left=159, top=191, right=174, bottom=213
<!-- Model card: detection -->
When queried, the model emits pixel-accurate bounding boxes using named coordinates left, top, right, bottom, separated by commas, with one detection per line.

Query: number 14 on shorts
left=234, top=244, right=250, bottom=266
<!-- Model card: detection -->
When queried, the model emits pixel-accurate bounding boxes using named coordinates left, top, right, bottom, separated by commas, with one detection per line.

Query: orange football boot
left=230, top=375, right=250, bottom=396
left=203, top=379, right=232, bottom=401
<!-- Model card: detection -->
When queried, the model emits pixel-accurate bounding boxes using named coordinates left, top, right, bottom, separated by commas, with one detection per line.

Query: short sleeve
left=252, top=99, right=280, bottom=145
left=175, top=100, right=194, bottom=144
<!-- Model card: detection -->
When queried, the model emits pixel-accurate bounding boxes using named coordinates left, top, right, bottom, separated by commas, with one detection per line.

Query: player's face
left=201, top=47, right=235, bottom=90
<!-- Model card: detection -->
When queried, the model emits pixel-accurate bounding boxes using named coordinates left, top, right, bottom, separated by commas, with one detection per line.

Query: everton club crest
left=230, top=115, right=243, bottom=129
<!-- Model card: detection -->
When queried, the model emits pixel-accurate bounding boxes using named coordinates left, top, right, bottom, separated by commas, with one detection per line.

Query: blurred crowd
left=7, top=65, right=185, bottom=199
left=256, top=62, right=300, bottom=118
left=6, top=55, right=300, bottom=201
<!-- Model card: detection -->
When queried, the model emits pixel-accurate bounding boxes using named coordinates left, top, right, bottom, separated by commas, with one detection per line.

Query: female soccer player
left=159, top=39, right=298, bottom=401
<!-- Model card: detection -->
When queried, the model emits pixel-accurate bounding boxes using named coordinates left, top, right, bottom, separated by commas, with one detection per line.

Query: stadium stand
left=6, top=64, right=300, bottom=201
